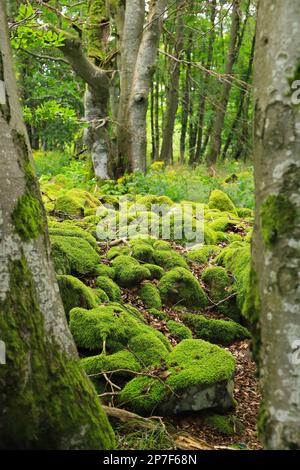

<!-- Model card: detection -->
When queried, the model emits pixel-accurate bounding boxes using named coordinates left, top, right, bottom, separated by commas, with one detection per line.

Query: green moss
left=153, top=249, right=188, bottom=270
left=203, top=414, right=237, bottom=435
left=216, top=243, right=250, bottom=311
left=153, top=240, right=171, bottom=250
left=81, top=350, right=141, bottom=375
left=202, top=266, right=231, bottom=302
left=186, top=245, right=219, bottom=264
left=208, top=190, right=238, bottom=216
left=131, top=241, right=154, bottom=263
left=237, top=207, right=253, bottom=218
left=120, top=339, right=235, bottom=415
left=95, top=288, right=110, bottom=303
left=0, top=255, right=114, bottom=449
left=167, top=320, right=192, bottom=341
left=57, top=275, right=99, bottom=316
left=242, top=268, right=261, bottom=365
left=107, top=245, right=130, bottom=260
left=260, top=194, right=297, bottom=248
left=69, top=304, right=170, bottom=359
left=96, top=276, right=121, bottom=301
left=138, top=282, right=162, bottom=309
left=136, top=194, right=173, bottom=210
left=143, top=264, right=164, bottom=280
left=207, top=217, right=234, bottom=232
left=12, top=192, right=43, bottom=241
left=94, top=264, right=116, bottom=279
left=148, top=308, right=168, bottom=320
left=54, top=189, right=99, bottom=218
left=112, top=256, right=151, bottom=287
left=128, top=333, right=169, bottom=367
left=204, top=225, right=218, bottom=245
left=182, top=314, right=250, bottom=346
left=50, top=235, right=100, bottom=276
left=158, top=267, right=208, bottom=308
left=49, top=224, right=98, bottom=249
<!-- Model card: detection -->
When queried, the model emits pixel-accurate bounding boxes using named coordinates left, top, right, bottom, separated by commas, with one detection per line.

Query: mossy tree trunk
left=252, top=0, right=300, bottom=449
left=0, top=2, right=115, bottom=449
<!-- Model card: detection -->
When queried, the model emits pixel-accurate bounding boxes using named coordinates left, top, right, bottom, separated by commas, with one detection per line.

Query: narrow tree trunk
left=0, top=3, right=114, bottom=449
left=206, top=0, right=240, bottom=166
left=127, top=0, right=169, bottom=172
left=180, top=34, right=191, bottom=163
left=155, top=79, right=160, bottom=159
left=150, top=82, right=156, bottom=161
left=193, top=0, right=217, bottom=164
left=251, top=0, right=300, bottom=449
left=160, top=1, right=185, bottom=164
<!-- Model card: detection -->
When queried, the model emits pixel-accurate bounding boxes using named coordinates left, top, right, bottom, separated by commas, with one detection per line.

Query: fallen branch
left=102, top=405, right=158, bottom=430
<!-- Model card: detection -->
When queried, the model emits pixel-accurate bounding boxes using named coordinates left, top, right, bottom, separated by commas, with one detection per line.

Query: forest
left=0, top=0, right=299, bottom=454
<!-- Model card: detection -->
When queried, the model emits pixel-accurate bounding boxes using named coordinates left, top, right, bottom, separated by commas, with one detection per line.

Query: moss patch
left=57, top=274, right=99, bottom=316
left=260, top=194, right=297, bottom=248
left=167, top=320, right=192, bottom=341
left=96, top=276, right=121, bottom=301
left=208, top=190, right=238, bottom=216
left=12, top=192, right=43, bottom=241
left=139, top=282, right=162, bottom=309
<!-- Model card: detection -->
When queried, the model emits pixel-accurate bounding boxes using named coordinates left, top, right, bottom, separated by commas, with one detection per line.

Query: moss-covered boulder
left=186, top=245, right=220, bottom=264
left=148, top=308, right=168, bottom=320
left=119, top=339, right=235, bottom=415
left=69, top=303, right=171, bottom=361
left=57, top=275, right=99, bottom=316
left=107, top=245, right=130, bottom=260
left=208, top=190, right=238, bottom=216
left=51, top=235, right=100, bottom=276
left=54, top=188, right=100, bottom=217
left=112, top=256, right=151, bottom=287
left=138, top=282, right=162, bottom=309
left=96, top=276, right=121, bottom=301
left=153, top=249, right=188, bottom=270
left=49, top=223, right=98, bottom=249
left=182, top=314, right=250, bottom=346
left=158, top=267, right=208, bottom=308
left=94, top=264, right=116, bottom=279
left=131, top=241, right=154, bottom=263
left=167, top=320, right=192, bottom=341
left=136, top=194, right=173, bottom=211
left=81, top=350, right=141, bottom=376
left=143, top=263, right=164, bottom=280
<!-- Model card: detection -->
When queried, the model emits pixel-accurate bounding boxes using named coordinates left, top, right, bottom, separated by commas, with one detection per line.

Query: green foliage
left=139, top=283, right=162, bottom=309
left=57, top=274, right=99, bottom=315
left=182, top=314, right=250, bottom=346
left=158, top=267, right=208, bottom=307
left=166, top=320, right=192, bottom=341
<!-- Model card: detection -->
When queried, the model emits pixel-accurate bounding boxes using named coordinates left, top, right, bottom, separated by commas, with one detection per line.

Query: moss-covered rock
left=96, top=276, right=121, bottom=301
left=57, top=275, right=99, bottom=316
left=69, top=304, right=171, bottom=361
left=131, top=241, right=154, bottom=263
left=158, top=267, right=208, bottom=308
left=202, top=266, right=231, bottom=303
left=153, top=249, right=188, bottom=270
left=81, top=350, right=141, bottom=376
left=107, top=245, right=130, bottom=260
left=51, top=235, right=100, bottom=276
left=112, top=255, right=151, bottom=287
left=95, top=288, right=110, bottom=303
left=94, top=264, right=116, bottom=279
left=203, top=413, right=237, bottom=435
left=148, top=308, right=168, bottom=320
left=119, top=339, right=235, bottom=415
left=237, top=207, right=253, bottom=218
left=143, top=264, right=164, bottom=280
left=153, top=240, right=171, bottom=251
left=167, top=320, right=192, bottom=341
left=207, top=217, right=236, bottom=233
left=54, top=188, right=99, bottom=217
left=136, top=194, right=173, bottom=210
left=49, top=224, right=98, bottom=249
left=182, top=314, right=250, bottom=346
left=138, top=282, right=162, bottom=309
left=186, top=245, right=220, bottom=264
left=208, top=190, right=238, bottom=216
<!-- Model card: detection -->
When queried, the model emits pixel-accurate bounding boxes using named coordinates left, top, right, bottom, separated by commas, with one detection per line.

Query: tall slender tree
left=0, top=1, right=114, bottom=449
left=251, top=0, right=300, bottom=449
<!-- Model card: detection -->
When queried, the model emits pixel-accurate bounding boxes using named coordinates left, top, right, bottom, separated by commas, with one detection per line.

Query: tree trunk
left=193, top=0, right=217, bottom=164
left=206, top=0, right=240, bottom=167
left=180, top=33, right=191, bottom=164
left=160, top=0, right=185, bottom=164
left=0, top=3, right=114, bottom=449
left=127, top=0, right=169, bottom=172
left=155, top=79, right=160, bottom=160
left=251, top=0, right=300, bottom=449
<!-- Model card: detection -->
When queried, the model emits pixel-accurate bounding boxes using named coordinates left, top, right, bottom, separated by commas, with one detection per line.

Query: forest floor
left=97, top=242, right=262, bottom=451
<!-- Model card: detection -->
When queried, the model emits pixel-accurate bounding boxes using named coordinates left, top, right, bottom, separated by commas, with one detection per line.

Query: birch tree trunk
left=160, top=0, right=185, bottom=164
left=0, top=3, right=114, bottom=449
left=127, top=0, right=169, bottom=172
left=206, top=0, right=240, bottom=167
left=251, top=0, right=300, bottom=449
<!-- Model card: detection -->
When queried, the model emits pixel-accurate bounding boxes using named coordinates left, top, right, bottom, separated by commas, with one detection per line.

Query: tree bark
left=251, top=0, right=300, bottom=449
left=0, top=2, right=114, bottom=449
left=127, top=0, right=169, bottom=172
left=206, top=0, right=240, bottom=167
left=179, top=33, right=191, bottom=164
left=160, top=0, right=185, bottom=164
